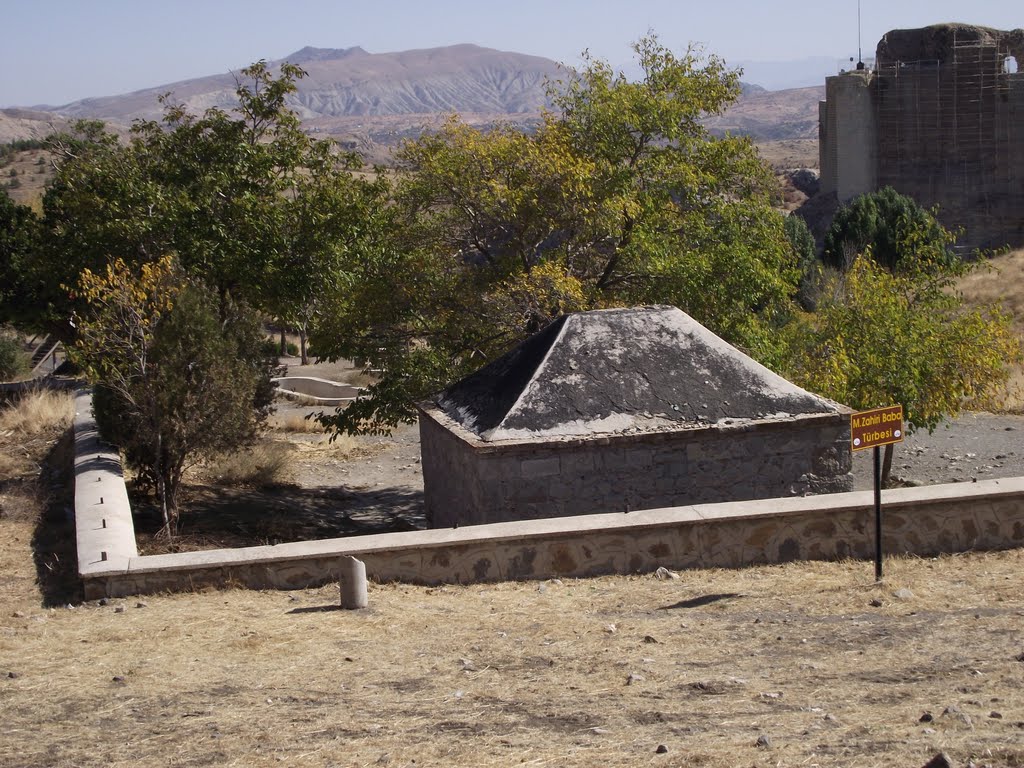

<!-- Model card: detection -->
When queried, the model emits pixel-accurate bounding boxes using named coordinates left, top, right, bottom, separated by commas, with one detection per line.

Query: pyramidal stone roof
left=434, top=306, right=841, bottom=442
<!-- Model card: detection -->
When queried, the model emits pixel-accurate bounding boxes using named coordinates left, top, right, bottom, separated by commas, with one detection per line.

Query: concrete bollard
left=339, top=556, right=368, bottom=609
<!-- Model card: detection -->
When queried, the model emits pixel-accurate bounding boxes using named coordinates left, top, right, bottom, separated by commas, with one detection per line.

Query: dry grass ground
left=957, top=248, right=1024, bottom=412
left=2, top=392, right=1024, bottom=767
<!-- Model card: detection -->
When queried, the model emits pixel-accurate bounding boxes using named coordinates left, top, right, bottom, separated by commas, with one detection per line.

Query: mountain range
left=1, top=44, right=823, bottom=154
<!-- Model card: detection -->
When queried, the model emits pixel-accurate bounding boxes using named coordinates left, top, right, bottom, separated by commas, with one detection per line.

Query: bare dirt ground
left=3, top=387, right=1024, bottom=767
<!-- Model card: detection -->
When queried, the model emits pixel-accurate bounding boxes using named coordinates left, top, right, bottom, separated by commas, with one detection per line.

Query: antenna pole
left=858, top=0, right=863, bottom=65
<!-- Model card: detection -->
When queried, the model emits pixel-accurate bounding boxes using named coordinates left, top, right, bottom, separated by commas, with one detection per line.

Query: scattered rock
left=135, top=602, right=147, bottom=609
left=98, top=598, right=108, bottom=607
left=760, top=691, right=783, bottom=700
left=604, top=623, right=617, bottom=634
left=459, top=658, right=476, bottom=672
left=919, top=712, right=934, bottom=722
left=375, top=753, right=391, bottom=765
left=114, top=606, right=125, bottom=614
left=990, top=711, right=1003, bottom=719
left=755, top=734, right=772, bottom=749
left=627, top=672, right=645, bottom=685
left=921, top=753, right=955, bottom=768
left=112, top=676, right=126, bottom=684
left=643, top=635, right=659, bottom=644
left=11, top=611, right=24, bottom=618
left=654, top=567, right=679, bottom=580
left=823, top=713, right=837, bottom=722
left=942, top=705, right=974, bottom=728
left=869, top=598, right=884, bottom=607
left=655, top=744, right=668, bottom=754
left=589, top=727, right=610, bottom=735
left=7, top=671, right=20, bottom=679
left=1014, top=652, right=1024, bottom=662
left=893, top=588, right=915, bottom=600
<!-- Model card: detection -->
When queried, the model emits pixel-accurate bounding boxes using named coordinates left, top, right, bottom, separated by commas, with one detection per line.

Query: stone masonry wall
left=419, top=404, right=852, bottom=528
left=82, top=479, right=1024, bottom=598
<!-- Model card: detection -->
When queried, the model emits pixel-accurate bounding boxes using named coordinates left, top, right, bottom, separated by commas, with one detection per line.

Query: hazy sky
left=2, top=0, right=1021, bottom=107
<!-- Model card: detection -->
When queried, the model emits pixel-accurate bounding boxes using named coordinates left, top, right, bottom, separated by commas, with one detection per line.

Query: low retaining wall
left=72, top=392, right=1024, bottom=599
left=272, top=377, right=362, bottom=405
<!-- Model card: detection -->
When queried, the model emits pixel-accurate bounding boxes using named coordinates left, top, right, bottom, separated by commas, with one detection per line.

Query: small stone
left=755, top=734, right=772, bottom=749
left=7, top=671, right=20, bottom=679
left=655, top=744, right=668, bottom=754
left=990, top=711, right=1003, bottom=719
left=11, top=611, right=24, bottom=618
left=922, top=727, right=936, bottom=735
left=344, top=657, right=354, bottom=662
left=459, top=658, right=476, bottom=672
left=135, top=602, right=147, bottom=609
left=604, top=623, right=617, bottom=634
left=643, top=635, right=659, bottom=644
left=114, top=606, right=125, bottom=614
left=589, top=727, right=610, bottom=735
left=869, top=598, right=884, bottom=607
left=98, top=598, right=108, bottom=607
left=654, top=567, right=679, bottom=580
left=1014, top=652, right=1024, bottom=662
left=823, top=713, right=837, bottom=722
left=921, top=752, right=954, bottom=768
left=626, top=673, right=645, bottom=685
left=893, top=588, right=914, bottom=600
left=919, top=712, right=934, bottom=722
left=112, top=676, right=126, bottom=684
left=536, top=583, right=547, bottom=593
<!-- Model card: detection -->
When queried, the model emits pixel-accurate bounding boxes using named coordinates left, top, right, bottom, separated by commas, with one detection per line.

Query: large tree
left=0, top=188, right=41, bottom=327
left=314, top=35, right=800, bottom=434
left=28, top=62, right=379, bottom=337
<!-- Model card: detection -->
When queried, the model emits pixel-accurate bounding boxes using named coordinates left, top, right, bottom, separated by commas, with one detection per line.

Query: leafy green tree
left=315, top=35, right=799, bottom=433
left=823, top=186, right=951, bottom=272
left=0, top=189, right=40, bottom=327
left=32, top=62, right=378, bottom=338
left=785, top=222, right=1020, bottom=483
left=72, top=256, right=275, bottom=532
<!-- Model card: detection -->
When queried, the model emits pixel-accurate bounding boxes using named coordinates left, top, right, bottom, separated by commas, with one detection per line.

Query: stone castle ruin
left=819, top=23, right=1024, bottom=251
left=418, top=306, right=853, bottom=528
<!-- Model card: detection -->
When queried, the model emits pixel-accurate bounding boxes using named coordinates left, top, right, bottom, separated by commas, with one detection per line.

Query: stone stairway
left=26, top=334, right=62, bottom=375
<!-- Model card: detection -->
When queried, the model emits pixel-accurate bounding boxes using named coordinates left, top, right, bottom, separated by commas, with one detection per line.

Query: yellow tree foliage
left=785, top=255, right=1021, bottom=436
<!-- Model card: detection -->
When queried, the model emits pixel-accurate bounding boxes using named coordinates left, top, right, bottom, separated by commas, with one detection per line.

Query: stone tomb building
left=417, top=306, right=853, bottom=528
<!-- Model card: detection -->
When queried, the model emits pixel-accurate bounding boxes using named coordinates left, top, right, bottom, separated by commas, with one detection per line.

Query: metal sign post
left=851, top=405, right=904, bottom=581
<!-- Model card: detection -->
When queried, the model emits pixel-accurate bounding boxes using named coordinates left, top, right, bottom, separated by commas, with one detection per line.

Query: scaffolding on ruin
left=872, top=31, right=1021, bottom=250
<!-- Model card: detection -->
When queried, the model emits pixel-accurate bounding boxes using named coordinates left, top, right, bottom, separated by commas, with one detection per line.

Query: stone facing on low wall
left=419, top=403, right=853, bottom=528
left=80, top=477, right=1024, bottom=599
left=73, top=390, right=1024, bottom=599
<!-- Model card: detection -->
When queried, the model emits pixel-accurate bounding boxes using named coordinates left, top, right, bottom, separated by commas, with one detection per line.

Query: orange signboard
left=851, top=405, right=904, bottom=451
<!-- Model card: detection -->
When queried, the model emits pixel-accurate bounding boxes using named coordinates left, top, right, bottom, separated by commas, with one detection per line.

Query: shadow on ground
left=133, top=484, right=425, bottom=553
left=31, top=430, right=83, bottom=607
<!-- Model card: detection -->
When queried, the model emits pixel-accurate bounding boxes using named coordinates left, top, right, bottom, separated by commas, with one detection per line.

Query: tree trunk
left=881, top=443, right=895, bottom=488
left=299, top=326, right=309, bottom=366
left=279, top=326, right=287, bottom=357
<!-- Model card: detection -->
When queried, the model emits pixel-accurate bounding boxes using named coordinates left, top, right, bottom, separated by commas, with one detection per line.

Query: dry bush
left=267, top=410, right=324, bottom=433
left=345, top=370, right=377, bottom=388
left=0, top=388, right=74, bottom=435
left=198, top=441, right=296, bottom=488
